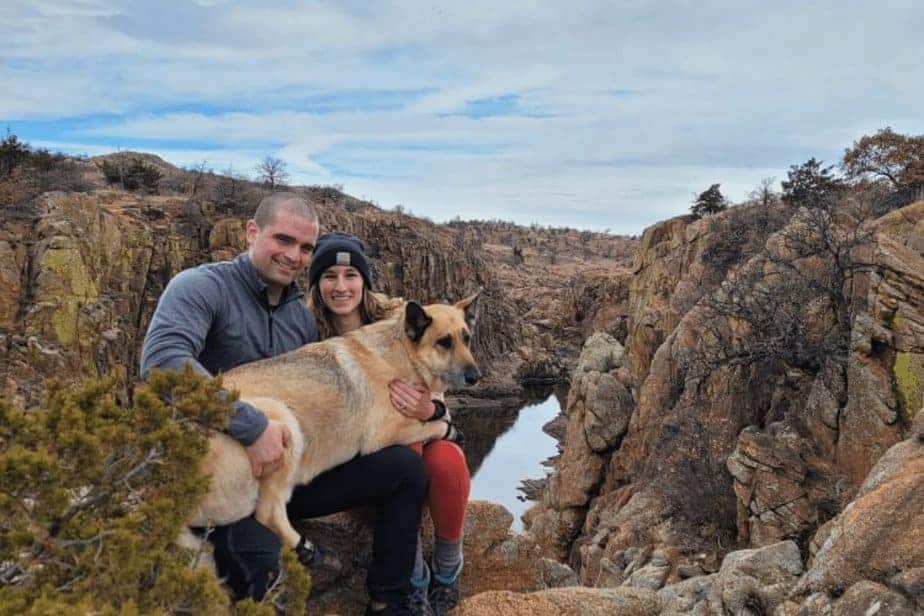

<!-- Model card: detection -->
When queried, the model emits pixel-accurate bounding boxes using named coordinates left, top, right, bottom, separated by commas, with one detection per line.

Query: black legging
left=208, top=445, right=426, bottom=602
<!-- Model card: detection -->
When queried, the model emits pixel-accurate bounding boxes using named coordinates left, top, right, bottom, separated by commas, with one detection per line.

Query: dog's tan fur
left=186, top=293, right=480, bottom=551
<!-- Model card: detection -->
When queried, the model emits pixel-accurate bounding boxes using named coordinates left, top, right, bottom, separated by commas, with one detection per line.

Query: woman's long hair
left=309, top=283, right=403, bottom=340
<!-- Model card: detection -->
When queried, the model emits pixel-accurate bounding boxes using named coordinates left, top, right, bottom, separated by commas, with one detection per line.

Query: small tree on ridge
left=781, top=158, right=846, bottom=209
left=691, top=183, right=728, bottom=218
left=255, top=156, right=290, bottom=189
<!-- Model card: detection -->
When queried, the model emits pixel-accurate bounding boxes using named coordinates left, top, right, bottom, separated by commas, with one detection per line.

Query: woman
left=307, top=232, right=470, bottom=616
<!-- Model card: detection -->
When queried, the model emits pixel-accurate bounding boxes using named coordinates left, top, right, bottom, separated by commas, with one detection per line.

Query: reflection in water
left=456, top=392, right=563, bottom=532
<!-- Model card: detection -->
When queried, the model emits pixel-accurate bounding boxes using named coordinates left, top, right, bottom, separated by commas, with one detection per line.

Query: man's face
left=246, top=209, right=319, bottom=293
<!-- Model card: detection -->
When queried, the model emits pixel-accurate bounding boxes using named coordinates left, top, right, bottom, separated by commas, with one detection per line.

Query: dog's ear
left=455, top=289, right=481, bottom=329
left=404, top=301, right=433, bottom=342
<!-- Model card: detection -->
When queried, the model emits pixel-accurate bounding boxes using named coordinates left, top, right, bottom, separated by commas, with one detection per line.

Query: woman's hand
left=388, top=379, right=435, bottom=421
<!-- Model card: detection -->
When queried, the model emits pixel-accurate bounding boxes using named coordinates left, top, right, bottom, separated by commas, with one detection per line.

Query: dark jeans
left=207, top=445, right=427, bottom=602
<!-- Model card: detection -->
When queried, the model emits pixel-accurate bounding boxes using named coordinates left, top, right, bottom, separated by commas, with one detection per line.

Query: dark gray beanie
left=308, top=232, right=372, bottom=289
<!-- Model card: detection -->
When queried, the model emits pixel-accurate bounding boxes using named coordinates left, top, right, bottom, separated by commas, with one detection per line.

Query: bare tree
left=188, top=159, right=211, bottom=197
left=255, top=155, right=290, bottom=189
left=748, top=177, right=779, bottom=207
left=578, top=230, right=595, bottom=259
left=696, top=196, right=878, bottom=377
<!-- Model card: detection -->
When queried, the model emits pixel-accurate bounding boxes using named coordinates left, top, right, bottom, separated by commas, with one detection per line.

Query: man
left=141, top=192, right=432, bottom=615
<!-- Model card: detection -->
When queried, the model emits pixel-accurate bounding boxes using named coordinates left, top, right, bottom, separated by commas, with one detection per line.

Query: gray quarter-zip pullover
left=141, top=253, right=318, bottom=444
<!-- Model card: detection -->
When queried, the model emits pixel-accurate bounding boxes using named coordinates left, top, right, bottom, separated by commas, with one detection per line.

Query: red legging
left=409, top=440, right=470, bottom=541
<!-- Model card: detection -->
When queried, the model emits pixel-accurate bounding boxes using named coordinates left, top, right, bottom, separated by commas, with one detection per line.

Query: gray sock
left=432, top=536, right=463, bottom=583
left=410, top=538, right=429, bottom=589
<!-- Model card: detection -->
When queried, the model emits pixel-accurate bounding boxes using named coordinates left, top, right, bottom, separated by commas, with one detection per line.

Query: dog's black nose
left=464, top=366, right=482, bottom=385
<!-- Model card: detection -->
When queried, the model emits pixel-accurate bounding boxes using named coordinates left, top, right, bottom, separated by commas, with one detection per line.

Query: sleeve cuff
left=227, top=399, right=268, bottom=446
left=428, top=399, right=448, bottom=421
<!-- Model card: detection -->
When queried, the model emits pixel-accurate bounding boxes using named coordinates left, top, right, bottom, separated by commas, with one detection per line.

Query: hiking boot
left=365, top=587, right=434, bottom=616
left=428, top=576, right=459, bottom=616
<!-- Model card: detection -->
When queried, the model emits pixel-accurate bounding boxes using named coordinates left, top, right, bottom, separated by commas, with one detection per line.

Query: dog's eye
left=437, top=335, right=453, bottom=349
left=462, top=332, right=471, bottom=346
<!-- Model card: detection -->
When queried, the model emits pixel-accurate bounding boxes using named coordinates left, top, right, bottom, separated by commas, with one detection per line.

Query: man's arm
left=140, top=270, right=280, bottom=475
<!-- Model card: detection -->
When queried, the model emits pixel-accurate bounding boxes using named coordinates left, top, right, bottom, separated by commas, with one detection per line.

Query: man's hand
left=245, top=420, right=291, bottom=478
left=388, top=379, right=434, bottom=421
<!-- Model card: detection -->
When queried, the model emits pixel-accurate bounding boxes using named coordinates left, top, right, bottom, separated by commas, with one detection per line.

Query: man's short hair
left=254, top=192, right=319, bottom=228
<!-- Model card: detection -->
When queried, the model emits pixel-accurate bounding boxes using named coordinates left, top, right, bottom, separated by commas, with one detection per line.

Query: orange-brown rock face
left=560, top=268, right=633, bottom=342
left=0, top=187, right=539, bottom=404
left=527, top=210, right=767, bottom=585
left=795, top=426, right=924, bottom=599
left=836, top=203, right=924, bottom=484
left=524, top=332, right=634, bottom=563
left=0, top=192, right=175, bottom=403
left=525, top=199, right=924, bottom=598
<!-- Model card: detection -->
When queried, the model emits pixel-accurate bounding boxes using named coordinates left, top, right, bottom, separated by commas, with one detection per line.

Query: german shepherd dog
left=184, top=293, right=480, bottom=558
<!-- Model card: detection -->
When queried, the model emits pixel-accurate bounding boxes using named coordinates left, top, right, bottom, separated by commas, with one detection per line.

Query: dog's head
left=404, top=290, right=482, bottom=389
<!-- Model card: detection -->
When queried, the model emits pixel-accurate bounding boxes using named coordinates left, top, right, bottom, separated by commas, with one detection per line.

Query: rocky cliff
left=6, top=152, right=921, bottom=614
left=520, top=197, right=924, bottom=614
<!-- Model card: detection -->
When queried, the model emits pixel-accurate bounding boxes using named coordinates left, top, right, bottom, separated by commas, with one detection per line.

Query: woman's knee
left=422, top=440, right=469, bottom=483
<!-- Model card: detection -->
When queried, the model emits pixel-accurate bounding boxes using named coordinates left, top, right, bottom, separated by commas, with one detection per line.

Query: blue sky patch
left=458, top=94, right=521, bottom=118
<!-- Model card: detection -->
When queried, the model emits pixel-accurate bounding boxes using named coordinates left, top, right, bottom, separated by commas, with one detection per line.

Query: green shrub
left=691, top=183, right=728, bottom=218
left=781, top=158, right=845, bottom=208
left=97, top=157, right=162, bottom=193
left=0, top=368, right=309, bottom=615
left=0, top=131, right=32, bottom=179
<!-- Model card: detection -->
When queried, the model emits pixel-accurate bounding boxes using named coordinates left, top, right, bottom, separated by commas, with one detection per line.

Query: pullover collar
left=233, top=253, right=305, bottom=307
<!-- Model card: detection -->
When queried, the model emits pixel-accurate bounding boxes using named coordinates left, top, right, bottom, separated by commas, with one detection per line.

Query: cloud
left=4, top=1, right=924, bottom=233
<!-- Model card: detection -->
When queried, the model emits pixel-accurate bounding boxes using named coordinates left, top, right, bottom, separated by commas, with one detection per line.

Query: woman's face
left=319, top=265, right=364, bottom=316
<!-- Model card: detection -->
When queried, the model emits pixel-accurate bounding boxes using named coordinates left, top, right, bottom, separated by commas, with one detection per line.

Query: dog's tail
left=177, top=527, right=203, bottom=551
left=176, top=528, right=217, bottom=572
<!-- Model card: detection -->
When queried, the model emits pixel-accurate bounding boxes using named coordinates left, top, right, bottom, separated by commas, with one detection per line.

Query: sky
left=3, top=1, right=923, bottom=235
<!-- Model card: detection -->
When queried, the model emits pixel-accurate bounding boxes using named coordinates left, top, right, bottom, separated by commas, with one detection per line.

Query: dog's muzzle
left=464, top=365, right=482, bottom=385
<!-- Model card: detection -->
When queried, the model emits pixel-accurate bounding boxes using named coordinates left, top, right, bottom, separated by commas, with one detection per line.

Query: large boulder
left=726, top=422, right=845, bottom=548
left=791, top=425, right=924, bottom=602
left=778, top=580, right=918, bottom=616
left=829, top=581, right=917, bottom=616
left=453, top=586, right=661, bottom=616
left=302, top=501, right=576, bottom=616
left=524, top=332, right=634, bottom=561
left=658, top=540, right=802, bottom=615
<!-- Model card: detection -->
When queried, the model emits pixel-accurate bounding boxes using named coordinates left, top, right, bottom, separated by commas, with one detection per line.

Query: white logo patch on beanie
left=335, top=251, right=352, bottom=266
